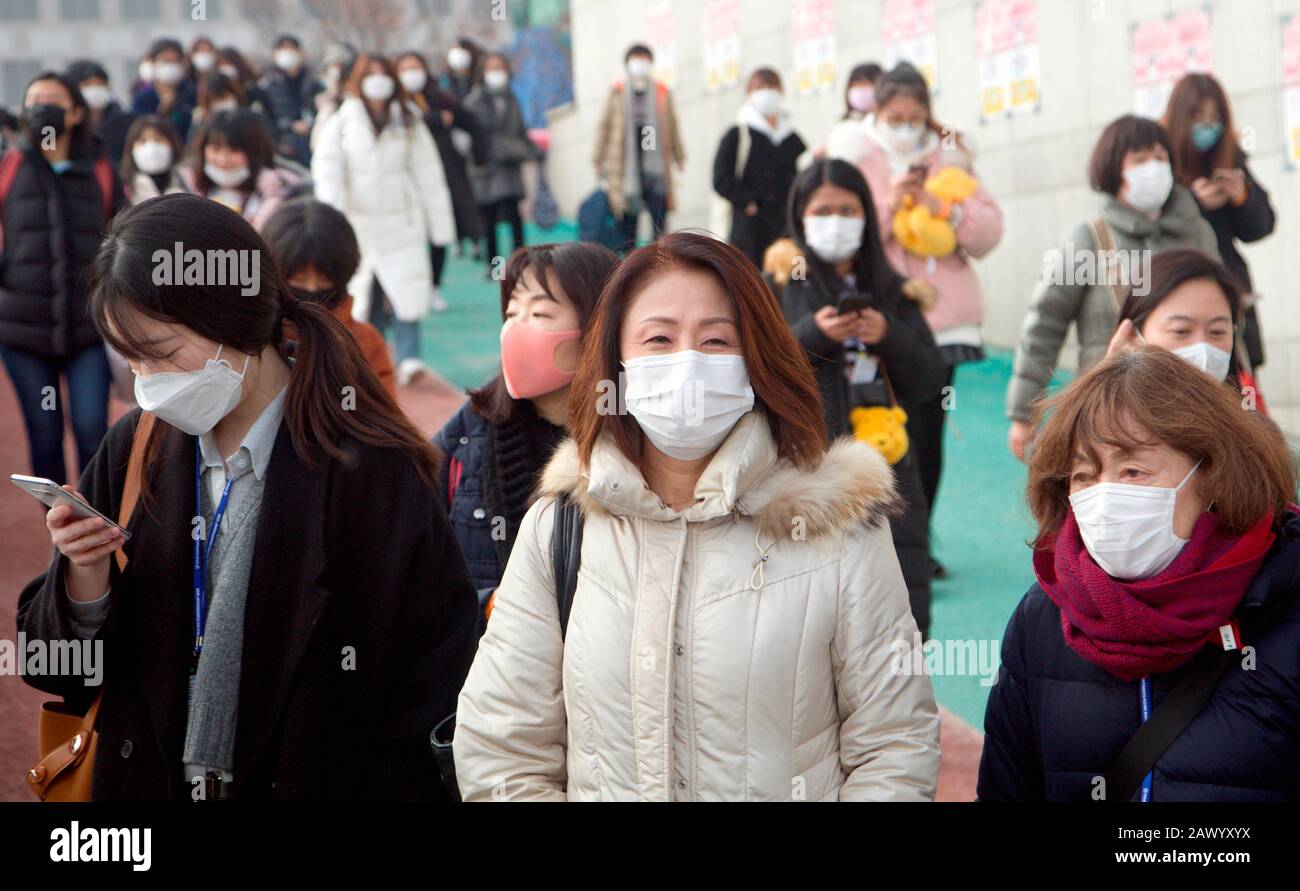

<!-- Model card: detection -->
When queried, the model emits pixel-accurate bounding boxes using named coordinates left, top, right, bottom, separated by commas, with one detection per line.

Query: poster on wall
left=791, top=0, right=836, bottom=95
left=644, top=2, right=678, bottom=88
left=1282, top=14, right=1300, bottom=167
left=975, top=0, right=1041, bottom=121
left=702, top=0, right=741, bottom=92
left=1131, top=7, right=1214, bottom=119
left=883, top=0, right=938, bottom=92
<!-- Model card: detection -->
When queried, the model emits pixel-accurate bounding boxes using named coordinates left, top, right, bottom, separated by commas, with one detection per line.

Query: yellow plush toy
left=891, top=166, right=980, bottom=258
left=850, top=405, right=910, bottom=466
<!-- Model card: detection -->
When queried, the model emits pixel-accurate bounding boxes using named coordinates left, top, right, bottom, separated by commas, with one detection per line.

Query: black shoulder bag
left=431, top=495, right=585, bottom=800
left=1103, top=588, right=1297, bottom=802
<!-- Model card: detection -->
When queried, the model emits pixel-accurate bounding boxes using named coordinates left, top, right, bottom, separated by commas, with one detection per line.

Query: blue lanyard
left=1138, top=676, right=1154, bottom=802
left=193, top=442, right=235, bottom=666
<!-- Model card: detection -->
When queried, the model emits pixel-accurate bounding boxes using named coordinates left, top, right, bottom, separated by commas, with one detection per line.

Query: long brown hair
left=90, top=193, right=439, bottom=501
left=1026, top=346, right=1296, bottom=543
left=345, top=53, right=414, bottom=131
left=1163, top=73, right=1240, bottom=186
left=567, top=232, right=827, bottom=473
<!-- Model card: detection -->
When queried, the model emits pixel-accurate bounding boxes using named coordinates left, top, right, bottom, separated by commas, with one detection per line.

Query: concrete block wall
left=547, top=0, right=1300, bottom=436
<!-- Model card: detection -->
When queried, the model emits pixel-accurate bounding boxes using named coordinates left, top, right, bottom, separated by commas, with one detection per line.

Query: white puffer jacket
left=453, top=412, right=941, bottom=801
left=311, top=96, right=453, bottom=322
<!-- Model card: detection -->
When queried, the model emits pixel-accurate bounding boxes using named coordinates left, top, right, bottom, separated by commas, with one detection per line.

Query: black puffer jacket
left=0, top=144, right=125, bottom=358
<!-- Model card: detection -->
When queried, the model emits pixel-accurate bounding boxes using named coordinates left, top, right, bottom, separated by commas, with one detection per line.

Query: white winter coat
left=453, top=411, right=941, bottom=801
left=311, top=96, right=454, bottom=322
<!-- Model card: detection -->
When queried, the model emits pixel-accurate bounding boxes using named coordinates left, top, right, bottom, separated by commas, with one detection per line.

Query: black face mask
left=288, top=285, right=343, bottom=310
left=22, top=104, right=67, bottom=141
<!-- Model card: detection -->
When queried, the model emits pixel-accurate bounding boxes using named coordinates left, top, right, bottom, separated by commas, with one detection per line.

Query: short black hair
left=624, top=44, right=654, bottom=63
left=66, top=59, right=109, bottom=84
left=274, top=34, right=302, bottom=50
left=1088, top=115, right=1172, bottom=195
left=146, top=37, right=184, bottom=60
left=848, top=62, right=883, bottom=85
left=262, top=198, right=362, bottom=301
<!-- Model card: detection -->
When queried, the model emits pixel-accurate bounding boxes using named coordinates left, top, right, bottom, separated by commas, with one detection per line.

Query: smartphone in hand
left=836, top=294, right=872, bottom=315
left=9, top=474, right=132, bottom=539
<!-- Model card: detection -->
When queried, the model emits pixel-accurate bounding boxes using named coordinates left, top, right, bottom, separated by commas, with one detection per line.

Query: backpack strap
left=551, top=495, right=584, bottom=640
left=446, top=456, right=464, bottom=508
left=1086, top=217, right=1126, bottom=311
left=0, top=148, right=26, bottom=253
left=92, top=157, right=114, bottom=222
left=1104, top=583, right=1298, bottom=802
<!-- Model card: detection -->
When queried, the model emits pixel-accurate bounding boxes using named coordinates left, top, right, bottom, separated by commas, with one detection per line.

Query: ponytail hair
left=91, top=193, right=438, bottom=495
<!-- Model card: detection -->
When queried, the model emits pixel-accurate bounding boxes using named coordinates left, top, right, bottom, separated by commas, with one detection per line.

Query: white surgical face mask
left=484, top=69, right=509, bottom=91
left=192, top=51, right=216, bottom=72
left=133, top=345, right=250, bottom=436
left=622, top=350, right=755, bottom=461
left=1068, top=461, right=1201, bottom=580
left=803, top=215, right=865, bottom=265
left=627, top=58, right=652, bottom=82
left=447, top=47, right=472, bottom=72
left=1123, top=159, right=1173, bottom=212
left=154, top=61, right=184, bottom=86
left=361, top=74, right=395, bottom=101
left=399, top=68, right=428, bottom=94
left=210, top=98, right=239, bottom=113
left=749, top=88, right=782, bottom=117
left=138, top=60, right=155, bottom=83
left=205, top=163, right=250, bottom=189
left=879, top=119, right=924, bottom=152
left=132, top=140, right=173, bottom=175
left=1172, top=340, right=1232, bottom=381
left=274, top=48, right=301, bottom=72
left=218, top=64, right=240, bottom=80
left=80, top=84, right=111, bottom=110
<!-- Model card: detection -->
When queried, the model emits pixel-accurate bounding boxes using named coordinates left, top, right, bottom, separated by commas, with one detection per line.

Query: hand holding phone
left=12, top=475, right=127, bottom=600
left=836, top=294, right=872, bottom=316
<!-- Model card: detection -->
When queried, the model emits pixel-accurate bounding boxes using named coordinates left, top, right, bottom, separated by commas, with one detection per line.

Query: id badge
left=849, top=350, right=879, bottom=385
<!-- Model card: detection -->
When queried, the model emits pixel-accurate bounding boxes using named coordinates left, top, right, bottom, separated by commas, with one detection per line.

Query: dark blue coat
left=434, top=402, right=498, bottom=604
left=978, top=510, right=1300, bottom=802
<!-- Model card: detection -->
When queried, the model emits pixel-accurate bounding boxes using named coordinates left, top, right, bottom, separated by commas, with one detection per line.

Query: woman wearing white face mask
left=462, top=53, right=537, bottom=277
left=980, top=346, right=1300, bottom=801
left=453, top=232, right=940, bottom=801
left=828, top=65, right=1002, bottom=579
left=67, top=60, right=134, bottom=169
left=130, top=38, right=195, bottom=141
left=1107, top=249, right=1262, bottom=405
left=441, top=38, right=481, bottom=103
left=312, top=53, right=454, bottom=386
left=395, top=51, right=485, bottom=296
left=119, top=115, right=187, bottom=204
left=16, top=194, right=478, bottom=801
left=179, top=109, right=300, bottom=231
left=711, top=67, right=806, bottom=269
left=776, top=159, right=947, bottom=637
left=1006, top=115, right=1220, bottom=464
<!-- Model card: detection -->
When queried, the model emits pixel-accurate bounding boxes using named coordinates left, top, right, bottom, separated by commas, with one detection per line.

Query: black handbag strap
left=1104, top=586, right=1297, bottom=802
left=551, top=495, right=584, bottom=640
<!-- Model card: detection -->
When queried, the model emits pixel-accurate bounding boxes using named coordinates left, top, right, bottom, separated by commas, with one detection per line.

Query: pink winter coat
left=855, top=139, right=1002, bottom=342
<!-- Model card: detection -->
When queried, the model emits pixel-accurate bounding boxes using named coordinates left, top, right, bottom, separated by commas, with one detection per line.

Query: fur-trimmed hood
left=538, top=411, right=901, bottom=542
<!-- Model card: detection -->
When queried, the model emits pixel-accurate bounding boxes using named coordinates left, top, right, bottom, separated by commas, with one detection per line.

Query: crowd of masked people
left=4, top=31, right=1298, bottom=802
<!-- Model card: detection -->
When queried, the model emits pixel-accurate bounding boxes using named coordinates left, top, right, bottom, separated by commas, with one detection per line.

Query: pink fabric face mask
left=500, top=321, right=581, bottom=399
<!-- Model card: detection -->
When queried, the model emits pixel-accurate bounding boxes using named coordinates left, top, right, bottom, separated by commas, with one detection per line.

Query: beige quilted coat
left=453, top=412, right=941, bottom=801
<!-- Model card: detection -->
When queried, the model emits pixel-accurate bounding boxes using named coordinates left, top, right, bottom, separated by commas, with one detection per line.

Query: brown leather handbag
left=26, top=411, right=154, bottom=801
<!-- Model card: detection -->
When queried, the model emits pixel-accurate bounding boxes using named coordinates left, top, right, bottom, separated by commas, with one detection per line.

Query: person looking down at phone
left=775, top=158, right=946, bottom=636
left=1161, top=73, right=1275, bottom=375
left=16, top=193, right=477, bottom=800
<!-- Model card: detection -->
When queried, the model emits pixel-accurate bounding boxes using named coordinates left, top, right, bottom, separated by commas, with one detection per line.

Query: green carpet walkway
left=418, top=221, right=1066, bottom=729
